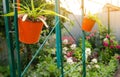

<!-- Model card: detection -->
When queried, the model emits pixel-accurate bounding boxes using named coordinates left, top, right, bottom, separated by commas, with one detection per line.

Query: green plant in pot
left=3, top=0, right=70, bottom=44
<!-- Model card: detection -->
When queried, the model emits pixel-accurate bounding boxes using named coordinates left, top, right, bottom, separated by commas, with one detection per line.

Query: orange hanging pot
left=18, top=18, right=44, bottom=44
left=82, top=17, right=95, bottom=32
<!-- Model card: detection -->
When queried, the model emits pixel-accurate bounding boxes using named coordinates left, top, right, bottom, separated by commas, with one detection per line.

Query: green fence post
left=55, top=0, right=64, bottom=77
left=82, top=31, right=86, bottom=77
left=81, top=0, right=86, bottom=77
left=3, top=0, right=16, bottom=77
left=13, top=0, right=21, bottom=77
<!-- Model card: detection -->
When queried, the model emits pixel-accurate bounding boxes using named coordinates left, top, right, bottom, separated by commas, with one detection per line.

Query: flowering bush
left=103, top=34, right=120, bottom=53
left=62, top=36, right=77, bottom=64
left=86, top=30, right=99, bottom=48
left=24, top=24, right=119, bottom=77
left=85, top=24, right=120, bottom=63
left=25, top=34, right=119, bottom=77
left=62, top=35, right=94, bottom=64
left=86, top=56, right=118, bottom=77
left=98, top=33, right=120, bottom=63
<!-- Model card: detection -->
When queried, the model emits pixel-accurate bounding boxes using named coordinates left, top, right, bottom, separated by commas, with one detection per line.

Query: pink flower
left=68, top=37, right=75, bottom=44
left=86, top=36, right=90, bottom=40
left=90, top=33, right=94, bottom=37
left=62, top=36, right=75, bottom=44
left=106, top=34, right=110, bottom=38
left=110, top=45, right=114, bottom=49
left=66, top=51, right=73, bottom=57
left=72, top=57, right=78, bottom=62
left=63, top=39, right=68, bottom=44
left=116, top=56, right=120, bottom=60
left=92, top=30, right=97, bottom=33
left=110, top=40, right=113, bottom=43
left=103, top=41, right=108, bottom=47
left=116, top=45, right=120, bottom=49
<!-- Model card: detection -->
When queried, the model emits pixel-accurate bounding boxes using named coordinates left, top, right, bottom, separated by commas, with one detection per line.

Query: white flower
left=85, top=56, right=88, bottom=61
left=87, top=65, right=91, bottom=69
left=66, top=57, right=74, bottom=64
left=103, top=38, right=108, bottom=41
left=85, top=48, right=91, bottom=60
left=94, top=64, right=100, bottom=69
left=63, top=39, right=68, bottom=44
left=63, top=47, right=68, bottom=54
left=63, top=47, right=68, bottom=52
left=51, top=48, right=56, bottom=54
left=85, top=48, right=91, bottom=56
left=70, top=44, right=76, bottom=50
left=46, top=41, right=49, bottom=45
left=91, top=58, right=97, bottom=64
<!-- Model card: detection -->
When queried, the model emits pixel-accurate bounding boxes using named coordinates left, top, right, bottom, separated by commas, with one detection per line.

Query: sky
left=59, top=0, right=120, bottom=15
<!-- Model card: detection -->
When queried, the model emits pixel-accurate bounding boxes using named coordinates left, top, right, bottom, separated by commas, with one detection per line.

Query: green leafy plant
left=3, top=0, right=70, bottom=27
left=0, top=66, right=10, bottom=77
left=86, top=57, right=118, bottom=77
left=63, top=62, right=82, bottom=77
left=26, top=48, right=60, bottom=77
left=85, top=13, right=102, bottom=26
left=73, top=47, right=82, bottom=61
left=79, top=38, right=92, bottom=48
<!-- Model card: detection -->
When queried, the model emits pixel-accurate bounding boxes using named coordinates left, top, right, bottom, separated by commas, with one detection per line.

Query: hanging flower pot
left=3, top=0, right=70, bottom=44
left=18, top=18, right=44, bottom=44
left=82, top=17, right=95, bottom=32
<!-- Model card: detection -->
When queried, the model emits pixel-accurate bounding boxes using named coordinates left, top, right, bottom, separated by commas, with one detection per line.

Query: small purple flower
left=103, top=41, right=108, bottom=47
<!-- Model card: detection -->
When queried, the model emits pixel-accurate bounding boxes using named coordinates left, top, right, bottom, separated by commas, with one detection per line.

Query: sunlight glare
left=47, top=0, right=120, bottom=15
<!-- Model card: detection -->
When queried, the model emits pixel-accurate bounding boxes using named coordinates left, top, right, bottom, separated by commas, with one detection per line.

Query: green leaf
left=31, top=0, right=34, bottom=10
left=2, top=11, right=25, bottom=16
left=40, top=10, right=70, bottom=21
